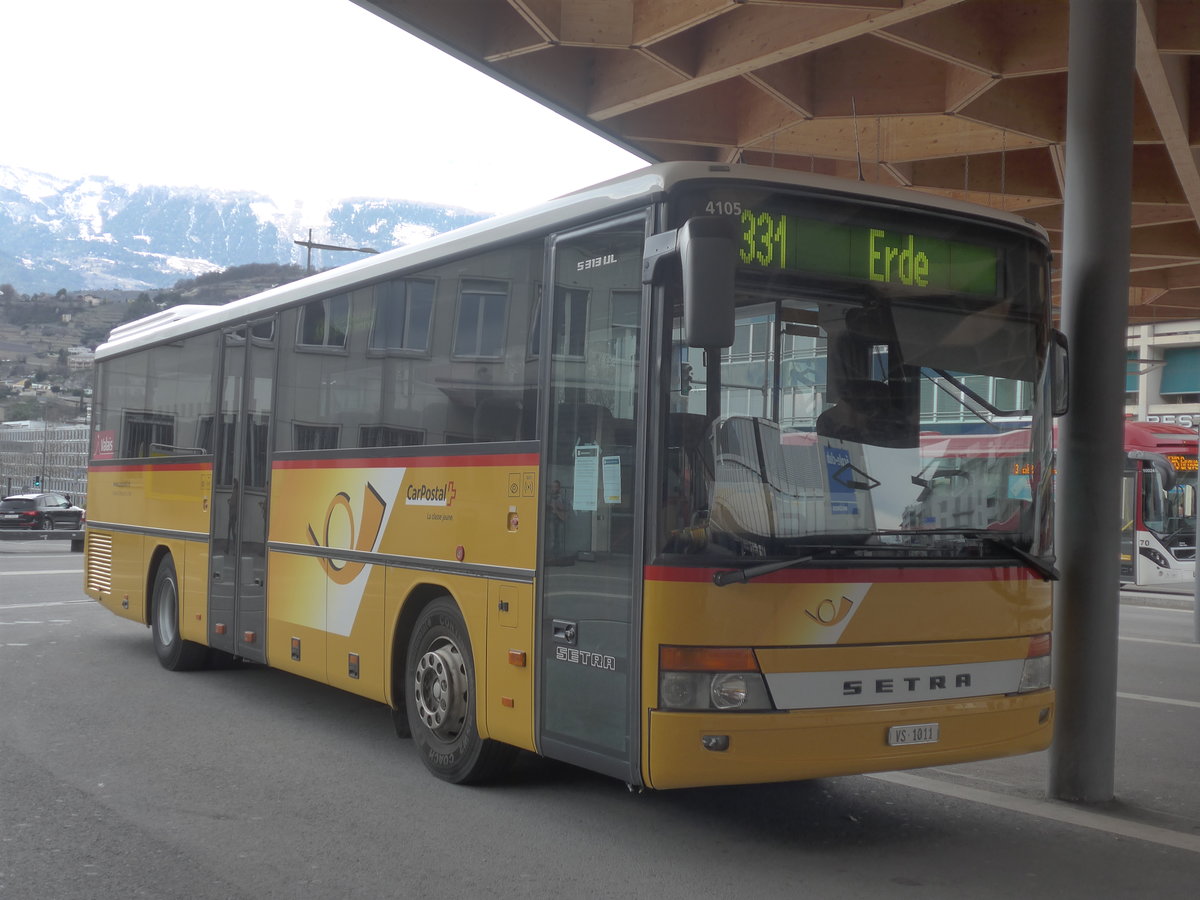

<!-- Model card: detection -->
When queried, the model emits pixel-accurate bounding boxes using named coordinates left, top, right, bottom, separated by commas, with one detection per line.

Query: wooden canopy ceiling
left=354, top=0, right=1200, bottom=324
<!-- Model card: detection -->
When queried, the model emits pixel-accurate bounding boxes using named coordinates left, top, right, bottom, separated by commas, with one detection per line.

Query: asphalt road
left=2, top=542, right=1197, bottom=899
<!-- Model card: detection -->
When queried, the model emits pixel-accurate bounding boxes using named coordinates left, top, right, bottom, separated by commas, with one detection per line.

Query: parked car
left=0, top=492, right=86, bottom=531
left=71, top=509, right=87, bottom=552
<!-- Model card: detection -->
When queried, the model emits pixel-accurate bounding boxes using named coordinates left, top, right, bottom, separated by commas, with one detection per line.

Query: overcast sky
left=4, top=0, right=645, bottom=214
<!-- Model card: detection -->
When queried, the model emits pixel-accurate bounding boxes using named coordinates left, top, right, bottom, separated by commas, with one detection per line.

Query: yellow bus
left=84, top=162, right=1065, bottom=788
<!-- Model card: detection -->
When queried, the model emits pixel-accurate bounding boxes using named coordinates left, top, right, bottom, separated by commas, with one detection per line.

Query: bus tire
left=150, top=555, right=208, bottom=671
left=405, top=596, right=515, bottom=784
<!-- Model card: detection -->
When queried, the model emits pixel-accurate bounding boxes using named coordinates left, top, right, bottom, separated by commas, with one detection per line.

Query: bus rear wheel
left=404, top=596, right=515, bottom=784
left=150, top=555, right=208, bottom=671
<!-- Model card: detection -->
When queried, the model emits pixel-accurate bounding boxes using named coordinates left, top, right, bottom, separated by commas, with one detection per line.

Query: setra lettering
left=842, top=672, right=973, bottom=695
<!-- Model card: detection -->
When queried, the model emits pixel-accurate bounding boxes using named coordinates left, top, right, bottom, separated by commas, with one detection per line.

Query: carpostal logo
left=405, top=481, right=456, bottom=507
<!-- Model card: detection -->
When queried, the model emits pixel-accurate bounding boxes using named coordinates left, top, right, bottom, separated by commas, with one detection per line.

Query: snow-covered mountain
left=0, top=165, right=492, bottom=293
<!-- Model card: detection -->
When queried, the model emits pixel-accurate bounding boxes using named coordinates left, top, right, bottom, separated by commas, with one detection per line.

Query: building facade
left=1127, top=321, right=1200, bottom=428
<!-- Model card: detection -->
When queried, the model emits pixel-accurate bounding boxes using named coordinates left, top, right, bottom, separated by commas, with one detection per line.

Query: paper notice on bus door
left=824, top=445, right=859, bottom=515
left=573, top=444, right=600, bottom=511
left=602, top=455, right=622, bottom=504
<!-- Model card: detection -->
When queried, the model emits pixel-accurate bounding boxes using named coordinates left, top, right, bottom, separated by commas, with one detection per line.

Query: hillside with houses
left=0, top=264, right=308, bottom=424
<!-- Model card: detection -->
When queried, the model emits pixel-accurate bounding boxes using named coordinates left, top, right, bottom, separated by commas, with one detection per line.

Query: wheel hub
left=414, top=639, right=467, bottom=739
left=155, top=579, right=177, bottom=646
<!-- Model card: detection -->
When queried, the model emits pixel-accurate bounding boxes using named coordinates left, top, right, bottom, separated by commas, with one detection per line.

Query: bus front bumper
left=644, top=690, right=1054, bottom=790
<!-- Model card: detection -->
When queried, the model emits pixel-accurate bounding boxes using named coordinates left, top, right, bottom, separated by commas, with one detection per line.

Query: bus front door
left=1120, top=465, right=1136, bottom=583
left=538, top=216, right=649, bottom=785
left=210, top=320, right=275, bottom=662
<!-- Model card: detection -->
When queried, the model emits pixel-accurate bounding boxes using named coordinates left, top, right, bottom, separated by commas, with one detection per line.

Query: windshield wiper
left=712, top=535, right=1059, bottom=585
left=874, top=528, right=1059, bottom=581
left=983, top=536, right=1059, bottom=581
left=712, top=545, right=856, bottom=586
left=713, top=554, right=817, bottom=586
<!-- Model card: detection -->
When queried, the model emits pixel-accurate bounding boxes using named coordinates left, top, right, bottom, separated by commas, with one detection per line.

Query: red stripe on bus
left=644, top=565, right=1039, bottom=584
left=273, top=453, right=540, bottom=470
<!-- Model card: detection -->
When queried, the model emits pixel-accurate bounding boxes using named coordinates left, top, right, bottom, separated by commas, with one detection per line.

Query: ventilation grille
left=86, top=533, right=114, bottom=595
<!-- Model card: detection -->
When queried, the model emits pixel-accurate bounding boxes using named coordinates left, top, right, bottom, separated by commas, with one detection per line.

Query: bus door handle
left=553, top=619, right=577, bottom=645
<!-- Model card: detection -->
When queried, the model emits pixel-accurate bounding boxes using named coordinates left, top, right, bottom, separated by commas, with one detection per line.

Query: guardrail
left=0, top=529, right=85, bottom=550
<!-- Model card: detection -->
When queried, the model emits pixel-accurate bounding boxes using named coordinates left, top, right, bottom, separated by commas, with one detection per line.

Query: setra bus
left=1121, top=419, right=1198, bottom=586
left=84, top=162, right=1066, bottom=788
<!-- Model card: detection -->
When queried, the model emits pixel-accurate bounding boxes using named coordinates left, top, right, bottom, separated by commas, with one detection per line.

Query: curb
left=1119, top=589, right=1194, bottom=611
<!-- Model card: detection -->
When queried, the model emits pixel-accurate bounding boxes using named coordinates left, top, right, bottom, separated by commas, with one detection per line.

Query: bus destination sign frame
left=736, top=207, right=1000, bottom=296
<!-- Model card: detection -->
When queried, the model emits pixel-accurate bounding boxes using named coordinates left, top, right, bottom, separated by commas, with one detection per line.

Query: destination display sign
left=735, top=207, right=999, bottom=296
left=1166, top=454, right=1199, bottom=472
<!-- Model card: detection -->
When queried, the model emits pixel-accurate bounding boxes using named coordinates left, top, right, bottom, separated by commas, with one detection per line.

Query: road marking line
left=1, top=554, right=80, bottom=560
left=2, top=622, right=73, bottom=626
left=5, top=569, right=84, bottom=576
left=0, top=599, right=93, bottom=611
left=1120, top=636, right=1199, bottom=648
left=869, top=771, right=1200, bottom=854
left=1118, top=691, right=1200, bottom=710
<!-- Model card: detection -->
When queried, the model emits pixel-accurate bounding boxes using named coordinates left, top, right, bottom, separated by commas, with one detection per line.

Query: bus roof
left=95, top=161, right=1049, bottom=361
left=920, top=429, right=1034, bottom=458
left=1125, top=419, right=1199, bottom=452
left=919, top=421, right=1199, bottom=459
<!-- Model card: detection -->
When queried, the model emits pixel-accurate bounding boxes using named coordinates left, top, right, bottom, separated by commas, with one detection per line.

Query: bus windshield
left=658, top=289, right=1051, bottom=562
left=1142, top=464, right=1197, bottom=547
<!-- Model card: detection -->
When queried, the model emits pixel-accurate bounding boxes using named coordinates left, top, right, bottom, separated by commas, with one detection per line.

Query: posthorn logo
left=306, top=482, right=387, bottom=585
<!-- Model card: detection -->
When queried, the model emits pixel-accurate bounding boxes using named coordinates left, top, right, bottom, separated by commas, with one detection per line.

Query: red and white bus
left=905, top=420, right=1197, bottom=588
left=1122, top=420, right=1198, bottom=587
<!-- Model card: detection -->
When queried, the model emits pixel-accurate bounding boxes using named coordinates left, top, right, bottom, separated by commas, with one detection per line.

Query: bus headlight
left=711, top=673, right=749, bottom=709
left=1018, top=633, right=1052, bottom=692
left=659, top=646, right=774, bottom=711
left=662, top=671, right=704, bottom=708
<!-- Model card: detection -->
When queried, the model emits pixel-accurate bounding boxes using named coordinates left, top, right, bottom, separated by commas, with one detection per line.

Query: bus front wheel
left=404, top=596, right=515, bottom=784
left=150, top=556, right=208, bottom=671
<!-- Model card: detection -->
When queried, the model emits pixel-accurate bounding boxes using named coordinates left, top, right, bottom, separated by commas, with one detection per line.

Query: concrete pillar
left=1194, top=518, right=1200, bottom=643
left=1050, top=0, right=1137, bottom=803
left=1134, top=325, right=1156, bottom=420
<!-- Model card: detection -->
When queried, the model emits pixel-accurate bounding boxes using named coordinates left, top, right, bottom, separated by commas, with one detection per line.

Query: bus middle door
left=210, top=319, right=275, bottom=662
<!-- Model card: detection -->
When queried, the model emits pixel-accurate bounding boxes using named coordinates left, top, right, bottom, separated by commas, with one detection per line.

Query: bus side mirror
left=1129, top=449, right=1177, bottom=492
left=1052, top=329, right=1069, bottom=416
left=677, top=216, right=737, bottom=348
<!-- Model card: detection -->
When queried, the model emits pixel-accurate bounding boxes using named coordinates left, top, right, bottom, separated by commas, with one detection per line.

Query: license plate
left=887, top=722, right=940, bottom=746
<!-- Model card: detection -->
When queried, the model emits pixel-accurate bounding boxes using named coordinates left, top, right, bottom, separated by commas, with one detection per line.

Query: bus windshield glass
left=658, top=248, right=1052, bottom=564
left=1141, top=461, right=1197, bottom=546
